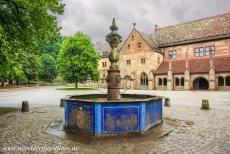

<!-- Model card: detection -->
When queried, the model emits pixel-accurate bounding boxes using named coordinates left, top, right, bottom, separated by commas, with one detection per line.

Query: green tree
left=40, top=36, right=66, bottom=58
left=0, top=26, right=12, bottom=86
left=0, top=0, right=64, bottom=85
left=22, top=54, right=40, bottom=84
left=57, top=32, right=100, bottom=88
left=39, top=54, right=57, bottom=81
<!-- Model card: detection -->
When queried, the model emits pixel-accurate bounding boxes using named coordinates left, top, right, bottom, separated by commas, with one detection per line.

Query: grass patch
left=0, top=107, right=18, bottom=116
left=56, top=87, right=96, bottom=91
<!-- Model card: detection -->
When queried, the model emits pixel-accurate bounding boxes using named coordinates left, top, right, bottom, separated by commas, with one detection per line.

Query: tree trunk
left=9, top=80, right=13, bottom=85
left=16, top=80, right=19, bottom=85
left=1, top=81, right=4, bottom=88
left=75, top=81, right=78, bottom=88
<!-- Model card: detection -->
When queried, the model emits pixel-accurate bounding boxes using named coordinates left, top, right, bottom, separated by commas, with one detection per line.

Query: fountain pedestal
left=107, top=70, right=121, bottom=100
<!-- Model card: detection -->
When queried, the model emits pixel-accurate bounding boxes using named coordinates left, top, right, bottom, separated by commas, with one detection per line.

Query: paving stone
left=0, top=106, right=229, bottom=154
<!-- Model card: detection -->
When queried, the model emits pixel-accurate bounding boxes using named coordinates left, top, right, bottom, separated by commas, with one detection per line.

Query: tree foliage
left=57, top=32, right=100, bottom=87
left=0, top=0, right=64, bottom=85
left=39, top=54, right=57, bottom=81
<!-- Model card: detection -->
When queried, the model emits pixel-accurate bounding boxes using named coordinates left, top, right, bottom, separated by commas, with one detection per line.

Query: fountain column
left=106, top=18, right=122, bottom=100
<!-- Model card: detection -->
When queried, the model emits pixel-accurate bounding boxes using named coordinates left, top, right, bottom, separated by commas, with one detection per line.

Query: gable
left=120, top=28, right=161, bottom=55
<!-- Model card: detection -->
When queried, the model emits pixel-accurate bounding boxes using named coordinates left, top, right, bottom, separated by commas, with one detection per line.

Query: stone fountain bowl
left=64, top=94, right=163, bottom=137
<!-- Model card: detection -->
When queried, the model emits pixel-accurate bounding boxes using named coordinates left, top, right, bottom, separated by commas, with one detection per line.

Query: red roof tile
left=152, top=13, right=230, bottom=47
left=155, top=56, right=230, bottom=74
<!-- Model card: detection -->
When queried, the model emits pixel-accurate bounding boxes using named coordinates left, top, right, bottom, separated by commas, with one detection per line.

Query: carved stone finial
left=110, top=18, right=118, bottom=31
left=133, top=22, right=136, bottom=28
left=106, top=18, right=122, bottom=70
left=106, top=18, right=122, bottom=49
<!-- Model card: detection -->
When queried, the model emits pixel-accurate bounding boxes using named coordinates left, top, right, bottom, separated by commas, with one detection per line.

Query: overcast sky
left=57, top=0, right=230, bottom=43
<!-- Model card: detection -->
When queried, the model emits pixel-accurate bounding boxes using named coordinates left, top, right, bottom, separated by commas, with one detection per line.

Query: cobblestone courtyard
left=0, top=87, right=230, bottom=153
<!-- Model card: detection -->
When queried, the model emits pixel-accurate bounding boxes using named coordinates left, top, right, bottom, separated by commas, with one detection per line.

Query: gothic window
left=158, top=78, right=162, bottom=86
left=226, top=76, right=230, bottom=86
left=205, top=46, right=215, bottom=56
left=163, top=78, right=167, bottom=86
left=169, top=50, right=176, bottom=59
left=218, top=76, right=224, bottom=86
left=137, top=42, right=141, bottom=48
left=181, top=77, right=184, bottom=86
left=141, top=58, right=146, bottom=64
left=141, top=72, right=148, bottom=86
left=102, top=62, right=107, bottom=68
left=126, top=59, right=131, bottom=65
left=175, top=78, right=180, bottom=86
left=194, top=47, right=204, bottom=57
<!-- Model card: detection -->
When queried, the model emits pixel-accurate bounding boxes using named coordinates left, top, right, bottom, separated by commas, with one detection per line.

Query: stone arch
left=163, top=78, right=167, bottom=86
left=218, top=76, right=224, bottom=86
left=175, top=78, right=180, bottom=86
left=226, top=76, right=230, bottom=86
left=131, top=71, right=136, bottom=80
left=193, top=77, right=209, bottom=90
left=130, top=71, right=137, bottom=89
left=123, top=75, right=132, bottom=89
left=181, top=77, right=184, bottom=86
left=158, top=78, right=162, bottom=86
left=140, top=72, right=148, bottom=86
left=124, top=75, right=131, bottom=80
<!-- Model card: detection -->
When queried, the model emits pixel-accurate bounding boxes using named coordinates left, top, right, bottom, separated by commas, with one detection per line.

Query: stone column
left=107, top=70, right=121, bottom=100
left=184, top=70, right=190, bottom=90
left=209, top=54, right=216, bottom=90
left=167, top=59, right=173, bottom=91
left=184, top=52, right=190, bottom=90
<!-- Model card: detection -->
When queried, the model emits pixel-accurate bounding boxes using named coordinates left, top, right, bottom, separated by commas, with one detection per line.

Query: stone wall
left=119, top=29, right=163, bottom=89
left=162, top=39, right=230, bottom=60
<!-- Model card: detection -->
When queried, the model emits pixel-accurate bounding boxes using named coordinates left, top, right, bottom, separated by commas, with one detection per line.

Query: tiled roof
left=136, top=30, right=159, bottom=51
left=215, top=56, right=230, bottom=72
left=152, top=12, right=230, bottom=47
left=155, top=56, right=230, bottom=75
left=95, top=40, right=125, bottom=57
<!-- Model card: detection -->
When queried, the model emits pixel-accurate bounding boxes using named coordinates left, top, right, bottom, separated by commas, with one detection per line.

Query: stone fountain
left=64, top=18, right=163, bottom=136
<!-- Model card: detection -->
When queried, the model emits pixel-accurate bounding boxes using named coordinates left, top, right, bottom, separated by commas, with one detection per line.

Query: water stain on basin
left=48, top=117, right=180, bottom=145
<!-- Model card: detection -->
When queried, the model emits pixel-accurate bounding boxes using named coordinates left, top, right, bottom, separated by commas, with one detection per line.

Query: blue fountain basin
left=64, top=94, right=163, bottom=136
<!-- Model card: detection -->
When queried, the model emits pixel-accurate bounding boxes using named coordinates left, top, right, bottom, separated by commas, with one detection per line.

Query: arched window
left=163, top=78, right=167, bottom=86
left=137, top=42, right=141, bottom=48
left=131, top=35, right=134, bottom=40
left=141, top=72, right=148, bottom=86
left=175, top=78, right=180, bottom=86
left=158, top=78, right=162, bottom=86
left=226, top=77, right=230, bottom=86
left=124, top=76, right=131, bottom=80
left=181, top=78, right=184, bottom=86
left=218, top=77, right=224, bottom=86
